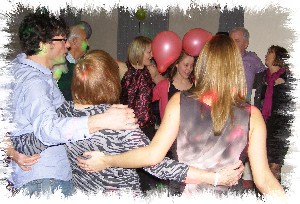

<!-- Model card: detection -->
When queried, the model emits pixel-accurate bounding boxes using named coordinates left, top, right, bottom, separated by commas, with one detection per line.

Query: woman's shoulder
left=116, top=60, right=128, bottom=80
left=168, top=91, right=181, bottom=105
left=156, top=78, right=169, bottom=87
left=170, top=91, right=194, bottom=106
left=249, top=105, right=264, bottom=123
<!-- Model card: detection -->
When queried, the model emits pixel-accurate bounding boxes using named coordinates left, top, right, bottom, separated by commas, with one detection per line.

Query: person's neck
left=173, top=72, right=191, bottom=85
left=69, top=49, right=83, bottom=61
left=240, top=50, right=246, bottom=56
left=74, top=103, right=93, bottom=109
left=27, top=54, right=52, bottom=69
left=132, top=64, right=144, bottom=69
left=269, top=65, right=281, bottom=74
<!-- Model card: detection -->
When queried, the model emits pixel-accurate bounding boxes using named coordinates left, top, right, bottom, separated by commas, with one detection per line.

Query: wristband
left=214, top=172, right=220, bottom=187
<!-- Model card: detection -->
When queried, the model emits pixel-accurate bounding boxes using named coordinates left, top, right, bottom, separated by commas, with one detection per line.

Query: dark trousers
left=138, top=124, right=164, bottom=193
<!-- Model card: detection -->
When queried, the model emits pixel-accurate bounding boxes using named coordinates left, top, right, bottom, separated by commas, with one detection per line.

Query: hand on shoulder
left=147, top=64, right=165, bottom=84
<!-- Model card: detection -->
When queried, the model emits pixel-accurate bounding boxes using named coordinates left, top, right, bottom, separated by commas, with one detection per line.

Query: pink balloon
left=152, top=31, right=182, bottom=73
left=183, top=28, right=212, bottom=57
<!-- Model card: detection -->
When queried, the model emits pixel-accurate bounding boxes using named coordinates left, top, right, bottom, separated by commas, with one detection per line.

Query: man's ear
left=245, top=41, right=249, bottom=50
left=71, top=37, right=78, bottom=46
left=39, top=41, right=48, bottom=54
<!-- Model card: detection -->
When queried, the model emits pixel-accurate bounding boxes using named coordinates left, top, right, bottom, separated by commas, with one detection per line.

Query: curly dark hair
left=19, top=9, right=70, bottom=56
left=269, top=45, right=290, bottom=67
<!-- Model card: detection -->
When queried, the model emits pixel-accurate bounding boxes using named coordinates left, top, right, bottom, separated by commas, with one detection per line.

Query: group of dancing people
left=3, top=8, right=293, bottom=201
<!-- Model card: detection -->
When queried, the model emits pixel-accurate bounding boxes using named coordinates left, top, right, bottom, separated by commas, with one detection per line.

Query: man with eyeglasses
left=6, top=10, right=137, bottom=197
left=54, top=22, right=91, bottom=101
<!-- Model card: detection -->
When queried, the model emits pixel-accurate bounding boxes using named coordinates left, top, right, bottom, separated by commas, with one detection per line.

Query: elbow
left=254, top=180, right=265, bottom=193
left=146, top=148, right=165, bottom=167
left=253, top=175, right=283, bottom=196
left=253, top=173, right=269, bottom=193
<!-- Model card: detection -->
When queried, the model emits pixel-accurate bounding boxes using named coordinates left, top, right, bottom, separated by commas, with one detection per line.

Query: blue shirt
left=9, top=53, right=90, bottom=188
left=242, top=51, right=266, bottom=102
left=65, top=53, right=76, bottom=64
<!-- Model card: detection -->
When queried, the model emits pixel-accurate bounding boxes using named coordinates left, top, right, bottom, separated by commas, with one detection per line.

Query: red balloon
left=152, top=31, right=182, bottom=73
left=182, top=28, right=212, bottom=57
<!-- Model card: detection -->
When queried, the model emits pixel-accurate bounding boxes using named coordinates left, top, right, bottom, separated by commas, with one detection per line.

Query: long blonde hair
left=191, top=35, right=246, bottom=135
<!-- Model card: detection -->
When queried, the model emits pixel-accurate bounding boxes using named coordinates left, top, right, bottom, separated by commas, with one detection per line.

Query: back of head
left=128, top=36, right=152, bottom=66
left=69, top=25, right=85, bottom=41
left=19, top=9, right=69, bottom=56
left=193, top=34, right=246, bottom=135
left=72, top=50, right=121, bottom=105
left=78, top=21, right=92, bottom=39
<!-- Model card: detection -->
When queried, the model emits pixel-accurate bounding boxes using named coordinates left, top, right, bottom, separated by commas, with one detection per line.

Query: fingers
left=125, top=118, right=139, bottom=129
left=20, top=165, right=32, bottom=171
left=76, top=159, right=95, bottom=172
left=76, top=161, right=85, bottom=169
left=19, top=157, right=39, bottom=171
left=76, top=156, right=87, bottom=164
left=16, top=153, right=40, bottom=170
left=82, top=151, right=92, bottom=157
left=107, top=104, right=138, bottom=130
left=218, top=162, right=245, bottom=186
left=111, top=104, right=128, bottom=109
left=231, top=160, right=243, bottom=169
left=110, top=104, right=135, bottom=116
left=22, top=159, right=39, bottom=166
left=24, top=154, right=40, bottom=165
left=126, top=110, right=135, bottom=118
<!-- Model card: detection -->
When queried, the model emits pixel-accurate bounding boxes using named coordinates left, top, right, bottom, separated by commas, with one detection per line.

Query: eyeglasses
left=50, top=38, right=68, bottom=43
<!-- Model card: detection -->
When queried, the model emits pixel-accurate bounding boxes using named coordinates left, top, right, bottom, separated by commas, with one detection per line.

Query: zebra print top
left=56, top=101, right=189, bottom=195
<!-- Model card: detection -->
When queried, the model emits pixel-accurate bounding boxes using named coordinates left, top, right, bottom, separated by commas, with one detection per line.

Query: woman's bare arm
left=78, top=92, right=244, bottom=186
left=248, top=105, right=285, bottom=197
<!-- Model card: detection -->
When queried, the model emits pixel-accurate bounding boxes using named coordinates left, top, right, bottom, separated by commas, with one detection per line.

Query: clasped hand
left=76, top=151, right=107, bottom=173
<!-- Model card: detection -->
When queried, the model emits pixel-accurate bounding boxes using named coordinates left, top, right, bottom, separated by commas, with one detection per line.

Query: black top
left=262, top=70, right=295, bottom=164
left=57, top=60, right=75, bottom=101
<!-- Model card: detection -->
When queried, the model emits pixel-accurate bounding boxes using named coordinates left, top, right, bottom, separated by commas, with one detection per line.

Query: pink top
left=152, top=79, right=170, bottom=119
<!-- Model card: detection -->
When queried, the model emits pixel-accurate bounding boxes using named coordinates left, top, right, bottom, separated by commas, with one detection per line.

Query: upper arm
left=22, top=79, right=89, bottom=145
left=152, top=82, right=160, bottom=102
left=253, top=53, right=266, bottom=73
left=152, top=79, right=167, bottom=102
left=248, top=106, right=285, bottom=194
left=248, top=106, right=270, bottom=183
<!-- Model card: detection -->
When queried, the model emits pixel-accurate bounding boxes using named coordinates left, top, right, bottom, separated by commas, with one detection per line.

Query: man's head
left=229, top=27, right=249, bottom=55
left=78, top=21, right=92, bottom=39
left=68, top=23, right=90, bottom=60
left=19, top=10, right=70, bottom=67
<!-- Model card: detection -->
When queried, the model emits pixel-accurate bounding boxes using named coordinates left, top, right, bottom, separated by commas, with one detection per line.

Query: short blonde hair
left=192, top=35, right=246, bottom=135
left=127, top=36, right=152, bottom=66
left=72, top=50, right=121, bottom=105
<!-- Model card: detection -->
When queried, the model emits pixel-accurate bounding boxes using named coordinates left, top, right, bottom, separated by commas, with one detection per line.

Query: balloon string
left=139, top=21, right=141, bottom=33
